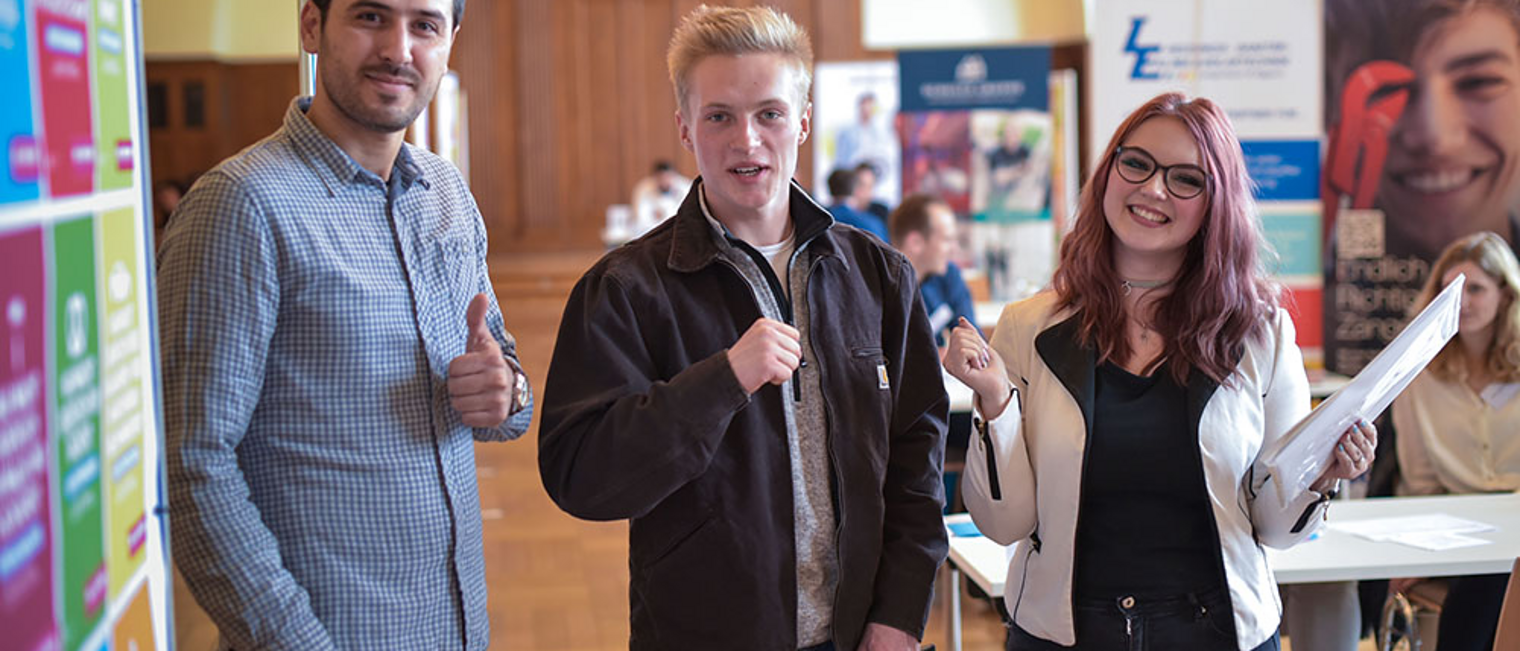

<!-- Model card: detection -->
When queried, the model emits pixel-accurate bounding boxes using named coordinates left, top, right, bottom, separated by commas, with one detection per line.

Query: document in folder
left=1261, top=274, right=1464, bottom=507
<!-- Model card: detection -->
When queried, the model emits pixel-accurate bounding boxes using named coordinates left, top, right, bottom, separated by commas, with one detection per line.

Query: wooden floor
left=171, top=249, right=1369, bottom=650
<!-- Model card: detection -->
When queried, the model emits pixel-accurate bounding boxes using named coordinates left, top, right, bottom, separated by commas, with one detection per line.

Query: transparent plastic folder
left=1261, top=275, right=1464, bottom=507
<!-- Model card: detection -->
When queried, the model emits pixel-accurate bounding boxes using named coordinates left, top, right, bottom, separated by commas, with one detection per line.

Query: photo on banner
left=1322, top=0, right=1520, bottom=374
left=811, top=60, right=901, bottom=207
left=898, top=46, right=1054, bottom=301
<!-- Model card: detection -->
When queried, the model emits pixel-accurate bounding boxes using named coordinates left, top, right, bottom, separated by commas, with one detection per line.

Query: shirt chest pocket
left=431, top=230, right=475, bottom=311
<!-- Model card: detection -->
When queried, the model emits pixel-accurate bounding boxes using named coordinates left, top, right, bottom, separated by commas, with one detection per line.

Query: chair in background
left=1493, top=558, right=1520, bottom=651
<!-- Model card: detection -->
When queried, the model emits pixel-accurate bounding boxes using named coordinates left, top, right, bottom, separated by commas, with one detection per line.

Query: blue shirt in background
left=829, top=202, right=890, bottom=243
left=920, top=262, right=978, bottom=346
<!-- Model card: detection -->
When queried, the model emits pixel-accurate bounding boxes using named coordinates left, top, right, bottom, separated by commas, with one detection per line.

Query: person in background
left=158, top=1, right=532, bottom=648
left=631, top=158, right=692, bottom=229
left=827, top=167, right=889, bottom=242
left=833, top=91, right=895, bottom=189
left=538, top=6, right=947, bottom=650
left=1391, top=231, right=1520, bottom=651
left=948, top=92, right=1377, bottom=651
left=853, top=162, right=893, bottom=223
left=889, top=193, right=976, bottom=347
left=152, top=178, right=186, bottom=245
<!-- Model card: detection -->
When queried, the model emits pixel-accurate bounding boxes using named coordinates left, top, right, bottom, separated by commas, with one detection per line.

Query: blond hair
left=666, top=5, right=814, bottom=115
left=1411, top=231, right=1520, bottom=383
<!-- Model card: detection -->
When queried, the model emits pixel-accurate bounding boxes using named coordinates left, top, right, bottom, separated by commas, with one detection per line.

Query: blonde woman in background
left=1391, top=231, right=1520, bottom=651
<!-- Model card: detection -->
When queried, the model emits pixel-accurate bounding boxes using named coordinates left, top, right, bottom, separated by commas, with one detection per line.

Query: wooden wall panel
left=455, top=0, right=888, bottom=253
left=143, top=4, right=1086, bottom=257
left=145, top=60, right=298, bottom=190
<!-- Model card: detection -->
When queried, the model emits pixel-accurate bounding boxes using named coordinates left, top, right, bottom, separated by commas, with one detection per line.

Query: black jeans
left=1436, top=573, right=1510, bottom=651
left=1006, top=587, right=1280, bottom=651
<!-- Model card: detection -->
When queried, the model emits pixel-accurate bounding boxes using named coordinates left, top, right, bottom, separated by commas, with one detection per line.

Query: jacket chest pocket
left=836, top=345, right=893, bottom=458
left=852, top=346, right=890, bottom=390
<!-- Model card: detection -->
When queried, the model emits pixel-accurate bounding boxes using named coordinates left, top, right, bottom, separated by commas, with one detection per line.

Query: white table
left=942, top=492, right=1520, bottom=651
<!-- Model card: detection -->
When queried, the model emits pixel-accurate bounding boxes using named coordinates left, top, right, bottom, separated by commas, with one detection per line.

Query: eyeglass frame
left=1110, top=146, right=1212, bottom=199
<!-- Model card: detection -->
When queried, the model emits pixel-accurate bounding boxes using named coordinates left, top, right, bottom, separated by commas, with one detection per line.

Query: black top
left=1074, top=360, right=1223, bottom=598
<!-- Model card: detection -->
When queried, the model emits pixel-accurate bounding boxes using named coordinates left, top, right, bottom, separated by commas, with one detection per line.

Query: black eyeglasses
left=1112, top=146, right=1210, bottom=199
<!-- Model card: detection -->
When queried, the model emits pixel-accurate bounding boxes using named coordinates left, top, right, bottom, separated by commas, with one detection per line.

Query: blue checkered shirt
left=158, top=98, right=532, bottom=651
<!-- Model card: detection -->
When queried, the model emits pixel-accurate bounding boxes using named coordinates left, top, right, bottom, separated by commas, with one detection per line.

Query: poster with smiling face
left=1323, top=0, right=1520, bottom=374
left=34, top=0, right=95, bottom=198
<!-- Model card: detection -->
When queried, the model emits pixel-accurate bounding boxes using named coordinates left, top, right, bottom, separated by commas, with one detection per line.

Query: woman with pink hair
left=947, top=93, right=1376, bottom=650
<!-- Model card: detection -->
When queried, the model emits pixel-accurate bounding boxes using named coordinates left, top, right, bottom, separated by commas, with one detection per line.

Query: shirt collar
left=285, top=97, right=428, bottom=193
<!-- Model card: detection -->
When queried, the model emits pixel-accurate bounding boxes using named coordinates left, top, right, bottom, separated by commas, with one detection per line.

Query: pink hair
left=1051, top=92, right=1280, bottom=385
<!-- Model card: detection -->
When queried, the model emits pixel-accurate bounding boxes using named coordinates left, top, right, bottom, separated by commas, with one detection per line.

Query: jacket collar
left=667, top=177, right=839, bottom=273
left=1034, top=314, right=1226, bottom=435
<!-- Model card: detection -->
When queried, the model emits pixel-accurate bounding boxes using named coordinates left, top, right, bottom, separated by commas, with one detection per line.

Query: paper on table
left=1387, top=531, right=1493, bottom=552
left=1327, top=513, right=1497, bottom=541
left=1261, top=275, right=1465, bottom=508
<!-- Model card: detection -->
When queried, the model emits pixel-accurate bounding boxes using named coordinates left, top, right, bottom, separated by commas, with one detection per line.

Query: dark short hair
left=889, top=193, right=946, bottom=243
left=652, top=160, right=676, bottom=174
left=309, top=0, right=466, bottom=29
left=853, top=161, right=880, bottom=178
left=826, top=168, right=856, bottom=199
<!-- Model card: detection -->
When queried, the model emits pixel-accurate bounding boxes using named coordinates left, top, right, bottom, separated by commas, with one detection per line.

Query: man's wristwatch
left=512, top=370, right=530, bottom=414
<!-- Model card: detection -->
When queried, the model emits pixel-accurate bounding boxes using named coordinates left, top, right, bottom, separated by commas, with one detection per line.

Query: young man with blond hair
left=539, top=6, right=948, bottom=650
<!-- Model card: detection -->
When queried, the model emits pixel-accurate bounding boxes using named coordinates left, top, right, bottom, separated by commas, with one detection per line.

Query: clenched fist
left=727, top=317, right=802, bottom=395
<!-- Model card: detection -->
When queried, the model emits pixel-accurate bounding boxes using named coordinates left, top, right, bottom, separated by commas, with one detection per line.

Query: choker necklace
left=1121, top=278, right=1171, bottom=296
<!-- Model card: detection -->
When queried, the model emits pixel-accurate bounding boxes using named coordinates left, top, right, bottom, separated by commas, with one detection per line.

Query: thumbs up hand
left=449, top=293, right=518, bottom=428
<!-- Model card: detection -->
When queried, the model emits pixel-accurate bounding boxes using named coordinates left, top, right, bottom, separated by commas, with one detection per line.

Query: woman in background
left=1392, top=231, right=1520, bottom=651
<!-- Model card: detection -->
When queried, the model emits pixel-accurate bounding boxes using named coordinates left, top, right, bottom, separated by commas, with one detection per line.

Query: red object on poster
left=1284, top=286, right=1323, bottom=349
left=1321, top=60, right=1415, bottom=233
left=34, top=0, right=95, bottom=198
left=0, top=227, right=58, bottom=651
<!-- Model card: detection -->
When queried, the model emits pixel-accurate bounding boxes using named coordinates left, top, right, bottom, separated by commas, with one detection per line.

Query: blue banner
left=0, top=1, right=39, bottom=205
left=898, top=47, right=1050, bottom=113
left=1241, top=139, right=1320, bottom=202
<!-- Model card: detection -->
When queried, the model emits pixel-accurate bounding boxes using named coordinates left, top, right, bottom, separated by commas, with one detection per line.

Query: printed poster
left=812, top=61, right=902, bottom=207
left=0, top=0, right=39, bottom=204
left=53, top=215, right=105, bottom=648
left=0, top=226, right=57, bottom=651
left=99, top=206, right=144, bottom=597
left=1322, top=0, right=1520, bottom=373
left=34, top=0, right=95, bottom=198
left=91, top=0, right=130, bottom=190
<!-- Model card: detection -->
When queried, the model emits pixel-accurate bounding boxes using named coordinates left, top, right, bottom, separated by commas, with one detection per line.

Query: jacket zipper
left=728, top=236, right=805, bottom=402
left=980, top=386, right=1018, bottom=501
left=802, top=252, right=850, bottom=643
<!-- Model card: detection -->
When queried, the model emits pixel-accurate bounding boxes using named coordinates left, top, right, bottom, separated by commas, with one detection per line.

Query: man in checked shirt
left=156, top=1, right=531, bottom=649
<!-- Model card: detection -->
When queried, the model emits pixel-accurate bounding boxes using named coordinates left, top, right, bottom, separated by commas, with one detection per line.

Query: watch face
left=514, top=372, right=530, bottom=411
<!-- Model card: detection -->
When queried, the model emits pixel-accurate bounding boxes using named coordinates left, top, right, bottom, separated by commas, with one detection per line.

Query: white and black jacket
left=963, top=291, right=1331, bottom=651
